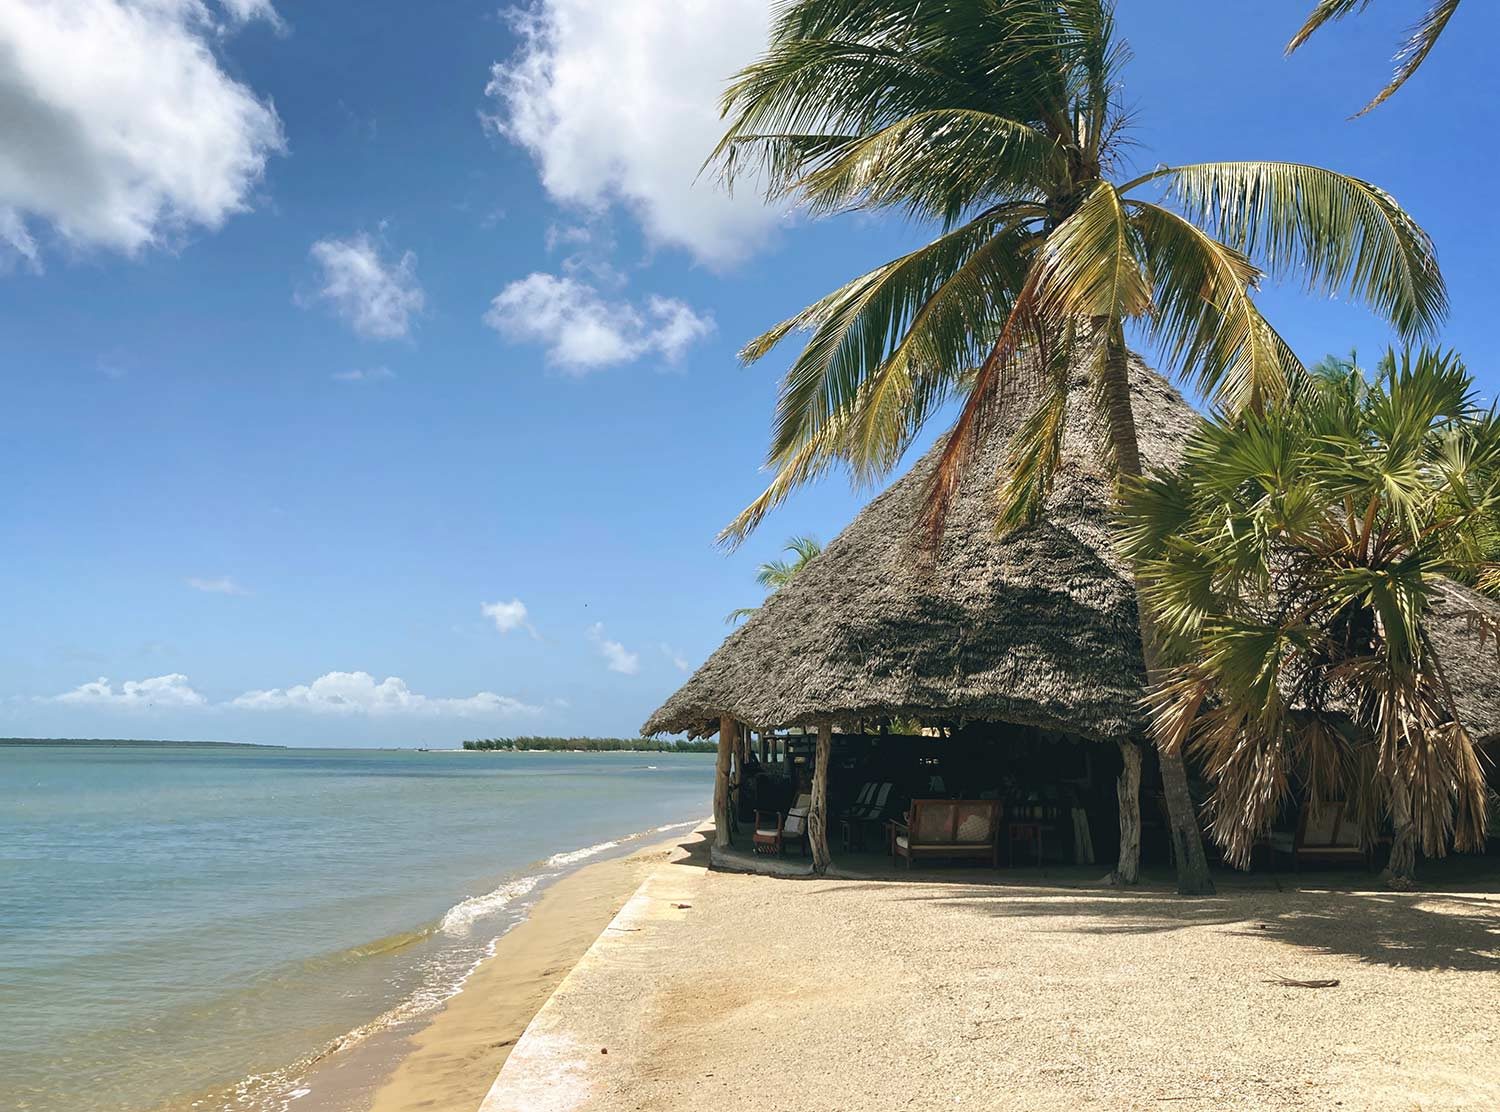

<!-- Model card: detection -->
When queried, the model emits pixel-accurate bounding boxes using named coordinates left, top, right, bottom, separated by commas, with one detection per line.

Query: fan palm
left=727, top=534, right=824, bottom=623
left=1122, top=348, right=1500, bottom=886
left=708, top=0, right=1445, bottom=894
left=1287, top=1, right=1462, bottom=116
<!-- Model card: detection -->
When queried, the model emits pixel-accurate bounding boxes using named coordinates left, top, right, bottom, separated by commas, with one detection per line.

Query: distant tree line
left=462, top=736, right=715, bottom=753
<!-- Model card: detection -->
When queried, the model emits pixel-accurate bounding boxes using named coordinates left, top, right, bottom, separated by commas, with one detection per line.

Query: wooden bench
left=1268, top=801, right=1369, bottom=871
left=889, top=799, right=1002, bottom=868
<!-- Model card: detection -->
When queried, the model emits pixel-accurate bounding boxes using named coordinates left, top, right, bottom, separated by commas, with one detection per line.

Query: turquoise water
left=0, top=746, right=711, bottom=1112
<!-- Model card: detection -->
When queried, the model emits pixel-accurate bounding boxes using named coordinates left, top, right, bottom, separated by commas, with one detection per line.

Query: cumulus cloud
left=231, top=671, right=537, bottom=716
left=306, top=234, right=425, bottom=340
left=331, top=366, right=396, bottom=384
left=53, top=674, right=207, bottom=708
left=485, top=272, right=713, bottom=372
left=0, top=0, right=284, bottom=262
left=485, top=0, right=782, bottom=267
left=588, top=623, right=639, bottom=675
left=660, top=644, right=691, bottom=673
left=187, top=576, right=247, bottom=595
left=481, top=598, right=531, bottom=634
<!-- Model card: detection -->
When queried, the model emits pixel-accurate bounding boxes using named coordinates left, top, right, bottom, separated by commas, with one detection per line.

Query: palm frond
left=1033, top=182, right=1151, bottom=321
left=1129, top=200, right=1306, bottom=414
left=1129, top=161, right=1447, bottom=339
left=1286, top=1, right=1463, bottom=116
left=742, top=207, right=1035, bottom=466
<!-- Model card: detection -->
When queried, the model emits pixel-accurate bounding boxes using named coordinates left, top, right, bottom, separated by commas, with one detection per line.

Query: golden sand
left=360, top=840, right=673, bottom=1112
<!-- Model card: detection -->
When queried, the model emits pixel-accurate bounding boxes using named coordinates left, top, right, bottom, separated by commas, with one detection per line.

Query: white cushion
left=895, top=834, right=909, bottom=850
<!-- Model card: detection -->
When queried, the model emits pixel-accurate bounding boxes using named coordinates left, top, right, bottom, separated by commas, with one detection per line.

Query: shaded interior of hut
left=735, top=724, right=1500, bottom=871
left=737, top=723, right=1136, bottom=867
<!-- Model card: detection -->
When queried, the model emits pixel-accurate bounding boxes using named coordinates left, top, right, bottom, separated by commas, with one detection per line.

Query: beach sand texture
left=484, top=830, right=1500, bottom=1112
left=361, top=841, right=676, bottom=1112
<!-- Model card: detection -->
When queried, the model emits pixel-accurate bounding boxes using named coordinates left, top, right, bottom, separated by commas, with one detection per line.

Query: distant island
left=0, top=738, right=285, bottom=749
left=462, top=736, right=715, bottom=753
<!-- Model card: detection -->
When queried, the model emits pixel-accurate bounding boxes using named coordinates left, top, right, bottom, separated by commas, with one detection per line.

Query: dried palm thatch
left=643, top=360, right=1500, bottom=747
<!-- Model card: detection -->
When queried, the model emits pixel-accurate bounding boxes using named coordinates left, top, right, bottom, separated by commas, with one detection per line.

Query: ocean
left=0, top=745, right=712, bottom=1112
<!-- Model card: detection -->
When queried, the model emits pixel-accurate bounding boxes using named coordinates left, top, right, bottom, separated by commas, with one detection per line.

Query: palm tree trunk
left=1112, top=739, right=1142, bottom=884
left=1096, top=326, right=1216, bottom=896
left=1382, top=775, right=1418, bottom=889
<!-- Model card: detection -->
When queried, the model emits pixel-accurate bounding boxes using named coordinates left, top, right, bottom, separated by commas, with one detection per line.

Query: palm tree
left=1287, top=1, right=1462, bottom=116
left=1121, top=348, right=1500, bottom=886
left=707, top=0, right=1445, bottom=894
left=727, top=535, right=824, bottom=623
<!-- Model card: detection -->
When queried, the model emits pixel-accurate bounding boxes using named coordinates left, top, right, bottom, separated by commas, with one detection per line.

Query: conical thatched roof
left=644, top=359, right=1500, bottom=746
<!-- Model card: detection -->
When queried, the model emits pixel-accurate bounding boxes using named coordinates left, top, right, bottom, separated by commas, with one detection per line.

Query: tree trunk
left=714, top=715, right=735, bottom=850
left=729, top=722, right=743, bottom=832
left=1096, top=324, right=1216, bottom=896
left=1112, top=739, right=1142, bottom=885
left=1383, top=775, right=1418, bottom=889
left=808, top=722, right=833, bottom=873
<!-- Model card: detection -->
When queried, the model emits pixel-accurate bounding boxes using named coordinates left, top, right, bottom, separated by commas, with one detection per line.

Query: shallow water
left=0, top=745, right=711, bottom=1112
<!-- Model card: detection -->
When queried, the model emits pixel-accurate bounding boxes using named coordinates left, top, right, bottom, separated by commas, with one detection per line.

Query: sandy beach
left=485, top=830, right=1500, bottom=1112
left=299, top=835, right=685, bottom=1112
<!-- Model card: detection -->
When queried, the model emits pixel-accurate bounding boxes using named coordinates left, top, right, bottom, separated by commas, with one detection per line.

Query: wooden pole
left=714, top=715, right=735, bottom=850
left=808, top=721, right=833, bottom=873
left=1113, top=739, right=1142, bottom=885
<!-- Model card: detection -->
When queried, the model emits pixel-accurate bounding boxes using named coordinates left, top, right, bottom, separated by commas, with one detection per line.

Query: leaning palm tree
left=727, top=534, right=824, bottom=622
left=1121, top=348, right=1500, bottom=887
left=1287, top=1, right=1462, bottom=116
left=708, top=0, right=1445, bottom=894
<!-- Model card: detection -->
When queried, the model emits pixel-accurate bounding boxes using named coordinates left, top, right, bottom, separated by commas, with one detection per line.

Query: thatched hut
left=645, top=358, right=1500, bottom=872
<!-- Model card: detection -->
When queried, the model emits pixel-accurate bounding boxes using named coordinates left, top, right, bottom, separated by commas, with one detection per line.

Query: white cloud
left=588, top=623, right=639, bottom=675
left=231, top=671, right=538, bottom=716
left=0, top=0, right=284, bottom=261
left=217, top=0, right=282, bottom=27
left=54, top=674, right=207, bottom=708
left=485, top=272, right=713, bottom=372
left=660, top=644, right=691, bottom=673
left=481, top=598, right=531, bottom=634
left=331, top=366, right=396, bottom=383
left=187, top=576, right=247, bottom=595
left=485, top=0, right=782, bottom=267
left=306, top=234, right=425, bottom=340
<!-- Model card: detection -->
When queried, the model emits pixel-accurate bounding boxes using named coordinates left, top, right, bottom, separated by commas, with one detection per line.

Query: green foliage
left=708, top=0, right=1445, bottom=548
left=1287, top=1, right=1463, bottom=116
left=460, top=737, right=716, bottom=753
left=727, top=535, right=823, bottom=623
left=1122, top=346, right=1500, bottom=867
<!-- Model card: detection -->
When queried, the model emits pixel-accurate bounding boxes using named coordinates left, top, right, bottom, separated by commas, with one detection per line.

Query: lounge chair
left=889, top=799, right=1002, bottom=868
left=753, top=793, right=811, bottom=857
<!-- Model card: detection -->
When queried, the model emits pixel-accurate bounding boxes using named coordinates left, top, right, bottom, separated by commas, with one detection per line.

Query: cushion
left=895, top=834, right=909, bottom=850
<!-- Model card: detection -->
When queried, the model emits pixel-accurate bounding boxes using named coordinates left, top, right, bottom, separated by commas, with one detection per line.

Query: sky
left=1, top=0, right=1496, bottom=747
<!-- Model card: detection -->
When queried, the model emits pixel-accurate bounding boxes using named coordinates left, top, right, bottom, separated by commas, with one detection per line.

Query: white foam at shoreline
left=545, top=839, right=621, bottom=868
left=440, top=875, right=543, bottom=934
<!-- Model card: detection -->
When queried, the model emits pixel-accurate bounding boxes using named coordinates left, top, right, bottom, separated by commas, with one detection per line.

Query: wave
left=438, top=874, right=542, bottom=935
left=545, top=838, right=621, bottom=868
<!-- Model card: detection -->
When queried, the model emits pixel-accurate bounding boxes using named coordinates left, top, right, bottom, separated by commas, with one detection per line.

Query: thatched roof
left=644, top=359, right=1500, bottom=746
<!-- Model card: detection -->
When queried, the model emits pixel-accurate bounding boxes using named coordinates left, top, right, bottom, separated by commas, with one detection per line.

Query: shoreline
left=294, top=828, right=700, bottom=1112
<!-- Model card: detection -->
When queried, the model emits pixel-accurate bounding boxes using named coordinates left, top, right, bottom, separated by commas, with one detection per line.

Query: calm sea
left=0, top=745, right=711, bottom=1112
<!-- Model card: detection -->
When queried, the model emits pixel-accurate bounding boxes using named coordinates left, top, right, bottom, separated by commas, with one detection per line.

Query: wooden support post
left=714, top=715, right=735, bottom=850
left=808, top=721, right=833, bottom=873
left=1113, top=739, right=1142, bottom=885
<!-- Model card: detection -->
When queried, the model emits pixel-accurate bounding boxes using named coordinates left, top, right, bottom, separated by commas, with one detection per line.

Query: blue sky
left=2, top=1, right=1495, bottom=746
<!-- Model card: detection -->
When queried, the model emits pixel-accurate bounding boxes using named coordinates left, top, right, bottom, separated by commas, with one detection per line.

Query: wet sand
left=351, top=837, right=680, bottom=1112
